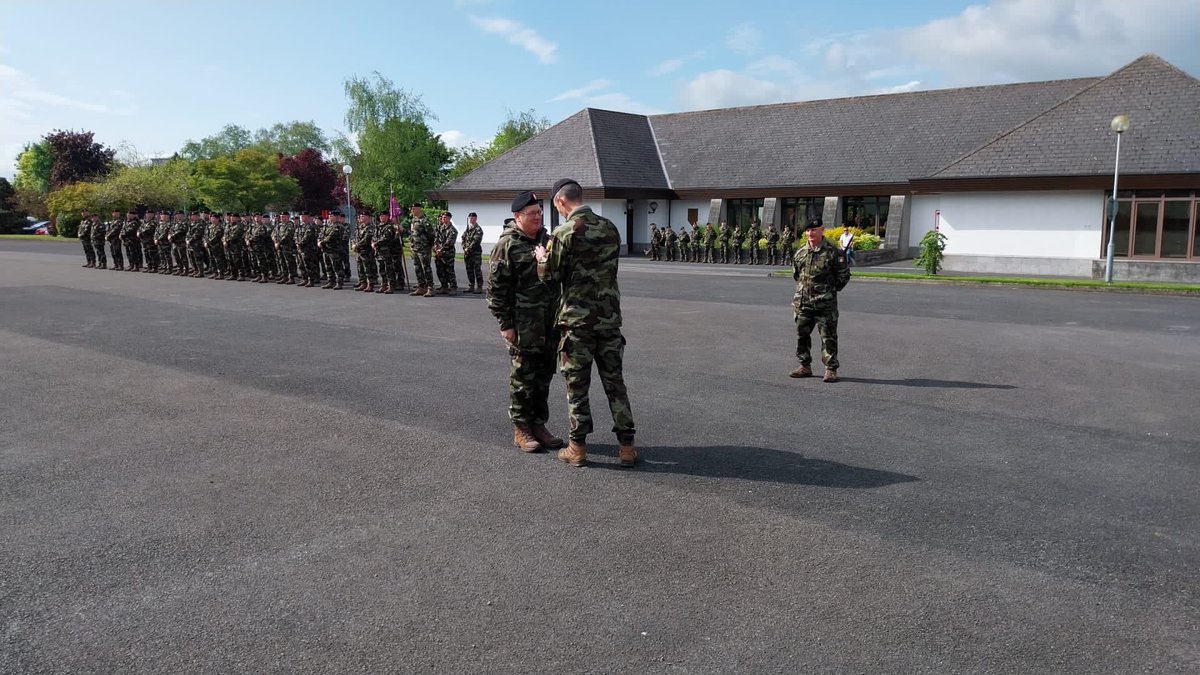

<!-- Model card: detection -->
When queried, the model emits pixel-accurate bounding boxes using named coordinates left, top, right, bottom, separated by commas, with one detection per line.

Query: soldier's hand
left=500, top=328, right=515, bottom=344
left=533, top=244, right=548, bottom=262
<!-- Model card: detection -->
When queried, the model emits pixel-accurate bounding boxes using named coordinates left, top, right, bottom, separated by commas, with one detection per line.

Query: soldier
left=461, top=212, right=485, bottom=294
left=186, top=211, right=207, bottom=277
left=535, top=178, right=637, bottom=469
left=765, top=223, right=780, bottom=266
left=372, top=211, right=398, bottom=293
left=664, top=224, right=678, bottom=262
left=169, top=212, right=189, bottom=276
left=273, top=213, right=298, bottom=284
left=105, top=209, right=124, bottom=270
left=407, top=203, right=434, bottom=297
left=702, top=222, right=716, bottom=263
left=295, top=213, right=321, bottom=287
left=779, top=225, right=795, bottom=266
left=730, top=221, right=745, bottom=264
left=648, top=223, right=661, bottom=260
left=247, top=213, right=272, bottom=283
left=352, top=211, right=378, bottom=292
left=432, top=211, right=459, bottom=295
left=678, top=225, right=691, bottom=262
left=747, top=220, right=763, bottom=265
left=121, top=210, right=142, bottom=271
left=203, top=212, right=226, bottom=279
left=222, top=213, right=246, bottom=281
left=137, top=212, right=158, bottom=272
left=318, top=211, right=345, bottom=289
left=789, top=217, right=851, bottom=383
left=91, top=213, right=109, bottom=268
left=78, top=212, right=96, bottom=268
left=717, top=220, right=731, bottom=264
left=154, top=211, right=173, bottom=274
left=489, top=198, right=564, bottom=453
left=691, top=222, right=704, bottom=263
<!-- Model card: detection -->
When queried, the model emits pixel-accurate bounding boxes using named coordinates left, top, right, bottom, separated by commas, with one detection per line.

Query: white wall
left=909, top=191, right=1105, bottom=258
left=447, top=200, right=517, bottom=250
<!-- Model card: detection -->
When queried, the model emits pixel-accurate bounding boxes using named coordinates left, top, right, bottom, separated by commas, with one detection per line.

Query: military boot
left=363, top=282, right=375, bottom=293
left=789, top=365, right=813, bottom=378
left=558, top=440, right=586, bottom=467
left=353, top=280, right=366, bottom=291
left=823, top=368, right=839, bottom=383
left=449, top=286, right=459, bottom=296
left=618, top=438, right=638, bottom=468
left=409, top=286, right=425, bottom=296
left=321, top=279, right=335, bottom=289
left=333, top=280, right=343, bottom=290
left=423, top=287, right=435, bottom=298
left=531, top=425, right=564, bottom=449
left=513, top=425, right=541, bottom=453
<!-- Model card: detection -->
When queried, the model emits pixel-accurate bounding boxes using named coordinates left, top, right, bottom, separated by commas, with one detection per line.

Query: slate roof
left=434, top=55, right=1198, bottom=197
left=933, top=55, right=1200, bottom=179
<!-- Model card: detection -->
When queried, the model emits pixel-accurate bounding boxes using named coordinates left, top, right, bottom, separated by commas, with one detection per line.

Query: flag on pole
left=389, top=190, right=400, bottom=219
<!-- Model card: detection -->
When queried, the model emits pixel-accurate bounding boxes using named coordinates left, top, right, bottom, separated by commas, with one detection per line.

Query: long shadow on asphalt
left=837, top=377, right=1016, bottom=390
left=582, top=445, right=920, bottom=488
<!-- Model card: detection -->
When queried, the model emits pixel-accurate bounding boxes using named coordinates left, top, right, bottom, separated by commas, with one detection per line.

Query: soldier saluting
left=789, top=217, right=851, bottom=383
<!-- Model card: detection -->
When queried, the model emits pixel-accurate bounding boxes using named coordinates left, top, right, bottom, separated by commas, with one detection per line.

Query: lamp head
left=342, top=164, right=353, bottom=175
left=1110, top=115, right=1130, bottom=134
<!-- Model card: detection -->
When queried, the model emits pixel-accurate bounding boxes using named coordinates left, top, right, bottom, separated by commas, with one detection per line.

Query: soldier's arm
left=536, top=229, right=567, bottom=283
left=485, top=243, right=515, bottom=330
left=832, top=249, right=851, bottom=291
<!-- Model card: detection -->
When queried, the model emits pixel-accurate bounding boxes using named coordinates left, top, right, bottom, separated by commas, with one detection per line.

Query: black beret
left=504, top=217, right=515, bottom=225
left=510, top=190, right=539, bottom=212
left=468, top=212, right=477, bottom=217
left=443, top=211, right=452, bottom=218
left=804, top=216, right=824, bottom=230
left=409, top=202, right=422, bottom=209
left=550, top=178, right=580, bottom=200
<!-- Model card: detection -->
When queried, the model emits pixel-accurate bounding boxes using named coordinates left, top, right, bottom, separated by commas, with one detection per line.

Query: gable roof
left=932, top=55, right=1200, bottom=179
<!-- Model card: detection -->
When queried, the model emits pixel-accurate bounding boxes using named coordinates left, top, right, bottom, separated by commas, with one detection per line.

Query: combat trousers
left=300, top=247, right=320, bottom=283
left=159, top=242, right=173, bottom=270
left=189, top=245, right=208, bottom=275
left=718, top=243, right=730, bottom=263
left=434, top=255, right=456, bottom=289
left=174, top=243, right=189, bottom=272
left=225, top=244, right=245, bottom=278
left=463, top=251, right=483, bottom=289
left=356, top=251, right=377, bottom=285
left=779, top=246, right=791, bottom=266
left=558, top=329, right=636, bottom=443
left=794, top=305, right=840, bottom=369
left=323, top=249, right=345, bottom=283
left=278, top=247, right=297, bottom=280
left=108, top=240, right=124, bottom=268
left=508, top=345, right=556, bottom=426
left=413, top=250, right=433, bottom=289
left=92, top=239, right=107, bottom=266
left=81, top=239, right=95, bottom=265
left=749, top=245, right=760, bottom=264
left=123, top=239, right=142, bottom=269
left=704, top=245, right=714, bottom=263
left=142, top=240, right=158, bottom=270
left=767, top=248, right=777, bottom=266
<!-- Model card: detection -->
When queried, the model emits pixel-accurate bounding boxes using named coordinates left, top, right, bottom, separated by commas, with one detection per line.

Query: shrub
left=914, top=229, right=948, bottom=275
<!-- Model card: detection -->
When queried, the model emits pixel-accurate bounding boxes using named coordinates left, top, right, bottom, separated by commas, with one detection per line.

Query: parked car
left=22, top=221, right=51, bottom=235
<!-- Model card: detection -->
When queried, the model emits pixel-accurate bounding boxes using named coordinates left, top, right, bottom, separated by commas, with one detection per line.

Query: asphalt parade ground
left=2, top=239, right=1198, bottom=674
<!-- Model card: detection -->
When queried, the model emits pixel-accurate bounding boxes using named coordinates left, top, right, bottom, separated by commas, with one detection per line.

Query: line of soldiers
left=648, top=221, right=796, bottom=265
left=74, top=204, right=487, bottom=296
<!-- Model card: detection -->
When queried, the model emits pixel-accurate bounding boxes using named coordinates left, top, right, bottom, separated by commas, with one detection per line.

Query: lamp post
left=342, top=164, right=354, bottom=281
left=1104, top=115, right=1130, bottom=283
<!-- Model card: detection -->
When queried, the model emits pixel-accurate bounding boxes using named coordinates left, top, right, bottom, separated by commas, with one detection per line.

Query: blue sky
left=2, top=0, right=1197, bottom=178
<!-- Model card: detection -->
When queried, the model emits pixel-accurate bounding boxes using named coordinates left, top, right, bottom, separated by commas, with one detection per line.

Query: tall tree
left=446, top=109, right=549, bottom=182
left=252, top=121, right=330, bottom=157
left=95, top=159, right=194, bottom=212
left=343, top=72, right=434, bottom=134
left=278, top=148, right=339, bottom=213
left=13, top=141, right=55, bottom=194
left=192, top=149, right=299, bottom=213
left=179, top=124, right=253, bottom=161
left=43, top=130, right=116, bottom=190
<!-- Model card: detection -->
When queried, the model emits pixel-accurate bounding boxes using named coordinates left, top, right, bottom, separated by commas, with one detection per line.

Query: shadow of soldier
left=582, top=445, right=919, bottom=488
left=837, top=377, right=1016, bottom=390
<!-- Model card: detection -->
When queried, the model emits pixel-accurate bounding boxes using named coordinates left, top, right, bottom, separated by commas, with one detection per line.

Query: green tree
left=46, top=181, right=102, bottom=237
left=192, top=149, right=299, bottom=213
left=914, top=229, right=948, bottom=275
left=96, top=159, right=194, bottom=212
left=14, top=141, right=54, bottom=194
left=250, top=121, right=330, bottom=156
left=180, top=124, right=254, bottom=161
left=447, top=109, right=549, bottom=182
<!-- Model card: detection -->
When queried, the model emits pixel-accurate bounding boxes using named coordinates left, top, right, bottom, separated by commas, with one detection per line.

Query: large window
left=1102, top=190, right=1199, bottom=259
left=841, top=196, right=890, bottom=237
left=781, top=198, right=824, bottom=231
left=726, top=198, right=764, bottom=229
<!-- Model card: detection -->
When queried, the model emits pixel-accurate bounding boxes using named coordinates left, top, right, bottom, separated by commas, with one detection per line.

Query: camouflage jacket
left=296, top=222, right=318, bottom=249
left=187, top=221, right=206, bottom=245
left=78, top=220, right=92, bottom=239
left=461, top=223, right=484, bottom=254
left=273, top=220, right=296, bottom=247
left=766, top=227, right=780, bottom=245
left=487, top=223, right=558, bottom=348
left=649, top=228, right=661, bottom=246
left=318, top=221, right=344, bottom=248
left=792, top=240, right=850, bottom=310
left=433, top=222, right=457, bottom=258
left=730, top=226, right=744, bottom=246
left=408, top=217, right=433, bottom=253
left=665, top=228, right=677, bottom=245
left=223, top=221, right=246, bottom=247
left=679, top=229, right=691, bottom=245
left=92, top=220, right=109, bottom=241
left=204, top=221, right=224, bottom=246
left=170, top=220, right=189, bottom=244
left=138, top=219, right=157, bottom=243
left=748, top=225, right=762, bottom=245
left=248, top=221, right=272, bottom=245
left=703, top=226, right=716, bottom=246
left=104, top=220, right=122, bottom=242
left=353, top=222, right=375, bottom=252
left=121, top=219, right=141, bottom=241
left=537, top=205, right=623, bottom=334
left=372, top=220, right=396, bottom=250
left=718, top=224, right=731, bottom=243
left=781, top=227, right=795, bottom=248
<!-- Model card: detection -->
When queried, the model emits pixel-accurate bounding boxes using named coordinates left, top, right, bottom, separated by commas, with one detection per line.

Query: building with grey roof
left=430, top=55, right=1200, bottom=281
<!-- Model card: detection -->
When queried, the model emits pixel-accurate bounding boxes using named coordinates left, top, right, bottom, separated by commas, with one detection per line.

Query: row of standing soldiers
left=74, top=206, right=487, bottom=296
left=648, top=221, right=796, bottom=265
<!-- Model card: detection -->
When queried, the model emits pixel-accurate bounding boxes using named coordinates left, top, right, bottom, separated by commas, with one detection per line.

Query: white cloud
left=438, top=130, right=483, bottom=149
left=824, top=43, right=847, bottom=72
left=650, top=58, right=685, bottom=77
left=875, top=80, right=923, bottom=95
left=726, top=22, right=762, bottom=55
left=581, top=92, right=664, bottom=116
left=469, top=15, right=558, bottom=64
left=550, top=79, right=612, bottom=102
left=678, top=70, right=788, bottom=110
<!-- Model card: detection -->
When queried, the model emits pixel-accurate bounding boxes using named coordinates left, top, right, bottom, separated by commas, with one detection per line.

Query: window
left=726, top=198, right=764, bottom=229
left=841, top=196, right=890, bottom=237
left=687, top=208, right=699, bottom=225
left=1103, top=190, right=1199, bottom=259
left=781, top=198, right=824, bottom=231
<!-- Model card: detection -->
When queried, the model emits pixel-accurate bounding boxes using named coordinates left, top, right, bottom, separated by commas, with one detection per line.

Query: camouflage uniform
left=792, top=240, right=851, bottom=370
left=665, top=226, right=678, bottom=262
left=78, top=218, right=96, bottom=267
left=121, top=217, right=142, bottom=270
left=538, top=204, right=635, bottom=444
left=138, top=217, right=158, bottom=272
left=703, top=224, right=716, bottom=263
left=779, top=226, right=795, bottom=266
left=204, top=216, right=226, bottom=278
left=318, top=217, right=346, bottom=287
left=155, top=217, right=174, bottom=274
left=488, top=221, right=559, bottom=428
left=679, top=227, right=691, bottom=262
left=223, top=217, right=247, bottom=280
left=170, top=215, right=190, bottom=275
left=648, top=225, right=661, bottom=260
left=353, top=219, right=378, bottom=288
left=461, top=221, right=485, bottom=292
left=409, top=216, right=434, bottom=293
left=248, top=217, right=274, bottom=281
left=747, top=222, right=762, bottom=265
left=273, top=216, right=298, bottom=283
left=91, top=219, right=109, bottom=268
left=187, top=215, right=208, bottom=277
left=717, top=222, right=731, bottom=264
left=691, top=225, right=703, bottom=262
left=105, top=217, right=124, bottom=269
left=371, top=216, right=398, bottom=291
left=433, top=219, right=458, bottom=293
left=296, top=218, right=320, bottom=286
left=730, top=224, right=745, bottom=264
left=765, top=225, right=780, bottom=265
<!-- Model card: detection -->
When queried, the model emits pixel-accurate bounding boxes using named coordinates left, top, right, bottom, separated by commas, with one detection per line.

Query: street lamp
left=1104, top=115, right=1130, bottom=283
left=342, top=164, right=354, bottom=281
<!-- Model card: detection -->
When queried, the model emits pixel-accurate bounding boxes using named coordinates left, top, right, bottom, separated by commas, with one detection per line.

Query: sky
left=2, top=0, right=1198, bottom=179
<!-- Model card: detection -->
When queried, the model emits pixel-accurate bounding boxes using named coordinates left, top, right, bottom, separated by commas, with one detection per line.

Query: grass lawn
left=771, top=268, right=1200, bottom=294
left=0, top=234, right=78, bottom=242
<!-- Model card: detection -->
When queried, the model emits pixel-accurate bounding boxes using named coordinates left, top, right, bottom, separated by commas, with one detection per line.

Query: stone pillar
left=884, top=195, right=906, bottom=250
left=707, top=198, right=723, bottom=226
left=821, top=196, right=840, bottom=228
left=762, top=197, right=779, bottom=227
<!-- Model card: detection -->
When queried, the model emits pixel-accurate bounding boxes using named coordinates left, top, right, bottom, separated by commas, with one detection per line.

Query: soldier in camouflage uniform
left=407, top=204, right=435, bottom=297
left=105, top=210, right=124, bottom=270
left=730, top=221, right=745, bottom=264
left=317, top=213, right=345, bottom=289
left=186, top=212, right=207, bottom=277
left=352, top=212, right=378, bottom=291
left=779, top=225, right=795, bottom=266
left=273, top=213, right=298, bottom=284
left=765, top=224, right=780, bottom=265
left=78, top=213, right=96, bottom=268
left=648, top=224, right=661, bottom=260
left=702, top=223, right=716, bottom=263
left=245, top=214, right=269, bottom=282
left=92, top=214, right=109, bottom=268
left=121, top=211, right=142, bottom=271
left=169, top=212, right=190, bottom=276
left=222, top=213, right=247, bottom=281
left=488, top=195, right=564, bottom=454
left=678, top=226, right=691, bottom=262
left=690, top=223, right=703, bottom=263
left=536, top=178, right=637, bottom=468
left=203, top=213, right=225, bottom=278
left=747, top=220, right=762, bottom=265
left=717, top=220, right=731, bottom=264
left=138, top=212, right=158, bottom=272
left=154, top=212, right=173, bottom=274
left=432, top=211, right=459, bottom=295
left=790, top=217, right=851, bottom=383
left=664, top=224, right=678, bottom=262
left=371, top=212, right=398, bottom=293
left=461, top=212, right=485, bottom=294
left=295, top=213, right=321, bottom=287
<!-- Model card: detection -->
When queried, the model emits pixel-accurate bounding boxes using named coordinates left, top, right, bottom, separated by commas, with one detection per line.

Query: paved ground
left=2, top=241, right=1198, bottom=674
